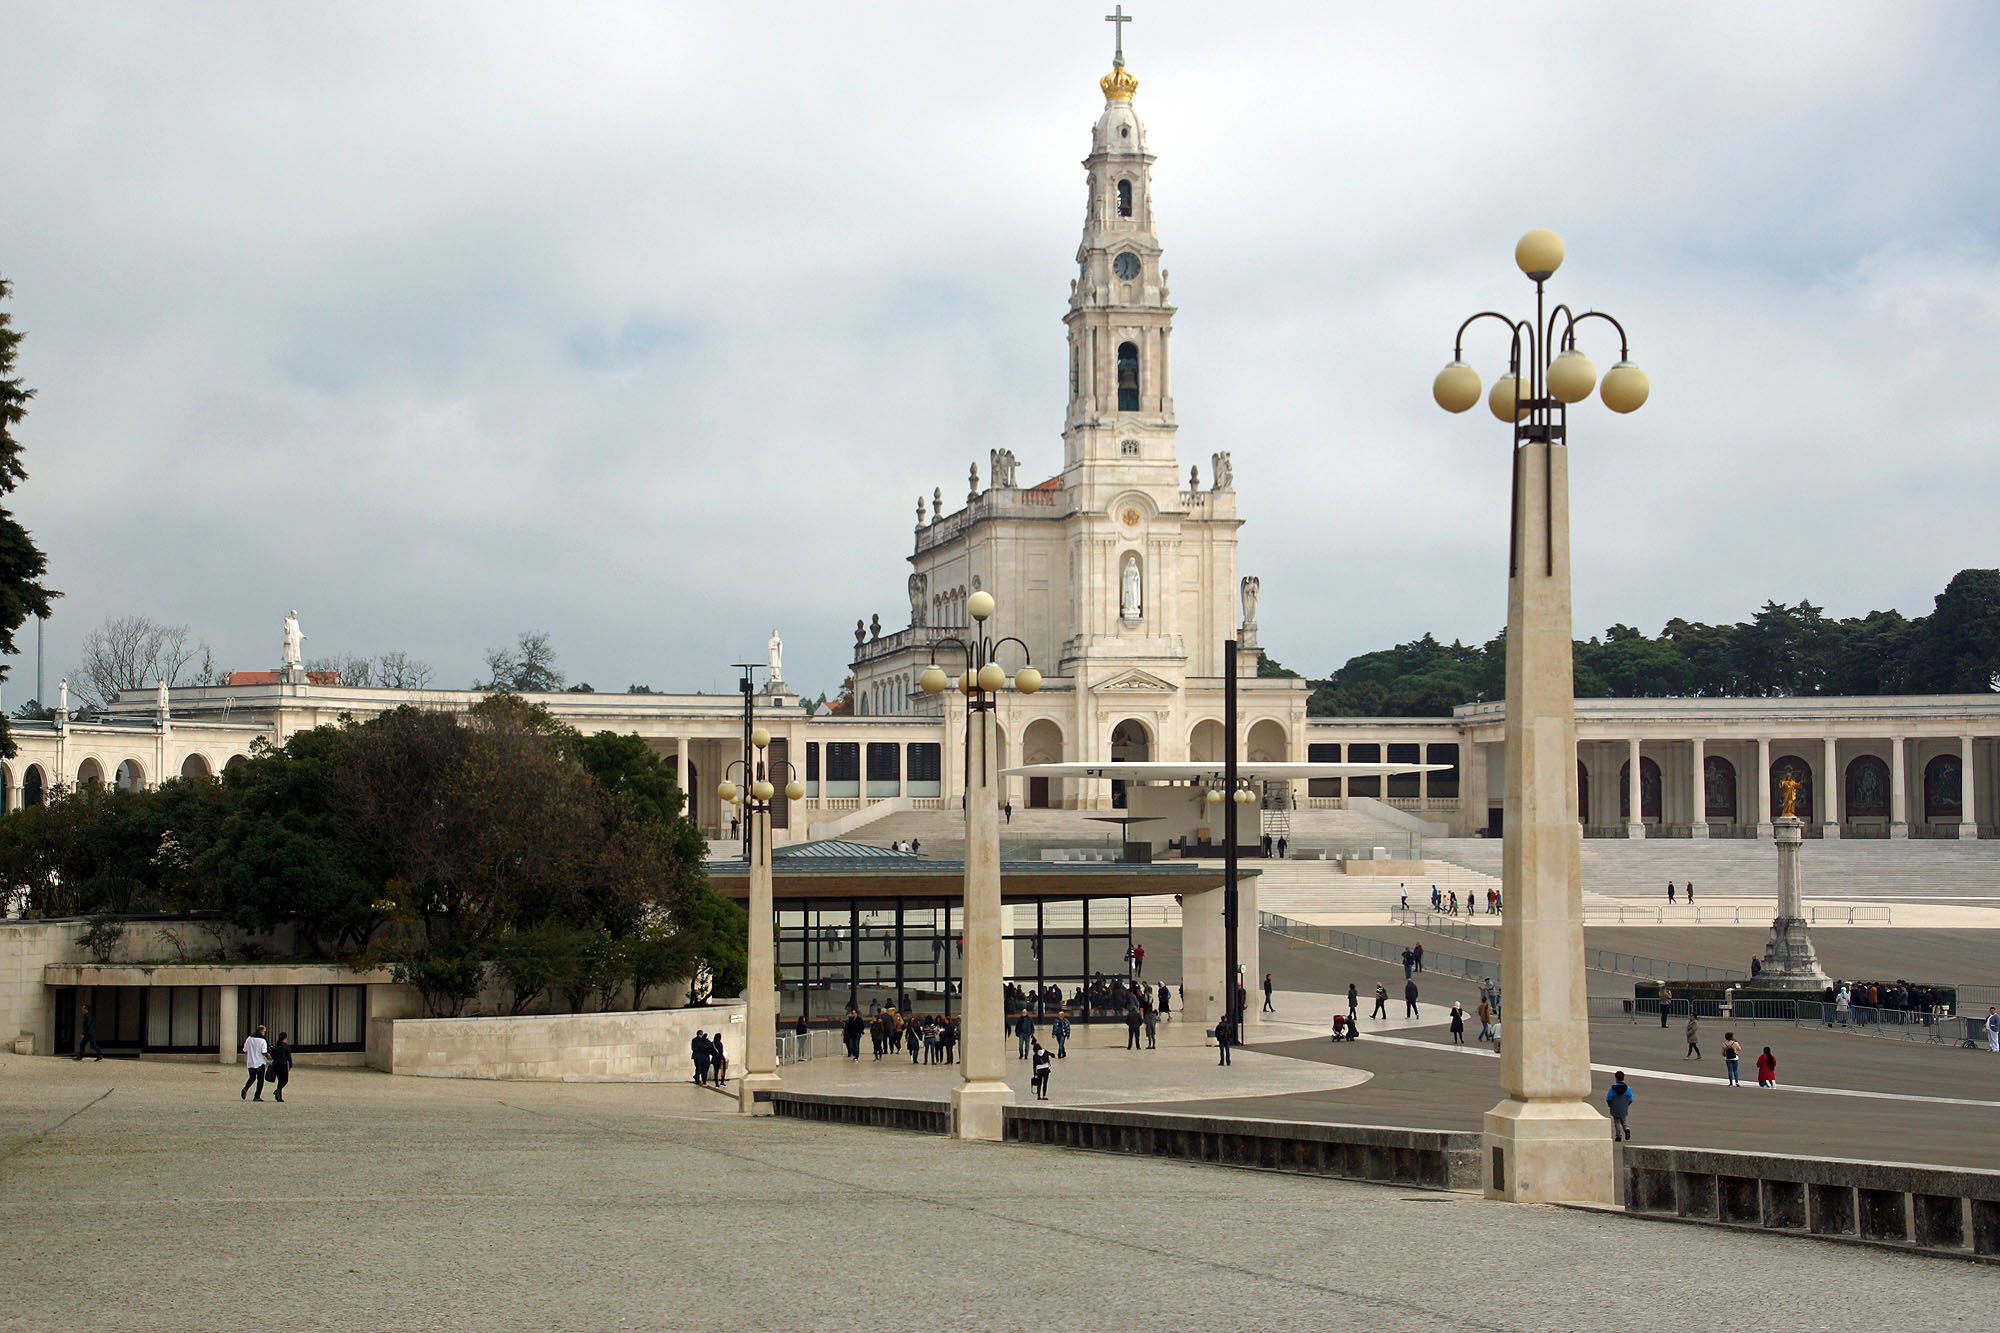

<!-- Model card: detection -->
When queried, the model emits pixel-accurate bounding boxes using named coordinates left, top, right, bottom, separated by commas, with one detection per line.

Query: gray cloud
left=2, top=2, right=1996, bottom=704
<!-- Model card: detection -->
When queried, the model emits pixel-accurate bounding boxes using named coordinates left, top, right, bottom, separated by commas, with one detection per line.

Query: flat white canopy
left=1001, top=761, right=1448, bottom=782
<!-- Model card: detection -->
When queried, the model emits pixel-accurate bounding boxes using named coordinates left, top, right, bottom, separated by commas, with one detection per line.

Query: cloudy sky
left=3, top=2, right=1996, bottom=704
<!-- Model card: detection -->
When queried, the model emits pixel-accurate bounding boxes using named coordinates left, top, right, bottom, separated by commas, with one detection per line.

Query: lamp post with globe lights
left=917, top=590, right=1041, bottom=1141
left=1433, top=230, right=1648, bottom=1203
left=718, top=727, right=805, bottom=1115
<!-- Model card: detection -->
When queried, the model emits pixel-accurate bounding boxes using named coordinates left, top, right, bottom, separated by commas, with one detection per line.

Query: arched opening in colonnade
left=1618, top=757, right=1662, bottom=821
left=1771, top=755, right=1815, bottom=819
left=1109, top=718, right=1151, bottom=809
left=1703, top=755, right=1738, bottom=824
left=1188, top=719, right=1225, bottom=764
left=225, top=754, right=250, bottom=771
left=22, top=764, right=46, bottom=807
left=1022, top=718, right=1064, bottom=809
left=76, top=757, right=105, bottom=788
left=114, top=759, right=146, bottom=792
left=1845, top=755, right=1891, bottom=820
left=180, top=753, right=215, bottom=780
left=1924, top=754, right=1963, bottom=823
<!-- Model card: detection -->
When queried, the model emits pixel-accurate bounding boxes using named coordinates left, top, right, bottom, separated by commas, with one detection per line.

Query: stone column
left=1755, top=737, right=1772, bottom=838
left=1179, top=884, right=1224, bottom=1032
left=1890, top=737, right=1908, bottom=839
left=951, top=699, right=1011, bottom=1140
left=1760, top=816, right=1828, bottom=988
left=1625, top=737, right=1644, bottom=840
left=738, top=793, right=780, bottom=1115
left=1689, top=737, right=1708, bottom=839
left=1821, top=736, right=1841, bottom=839
left=1461, top=740, right=1486, bottom=836
left=217, top=985, right=239, bottom=1065
left=1485, top=437, right=1612, bottom=1204
left=1961, top=736, right=1979, bottom=839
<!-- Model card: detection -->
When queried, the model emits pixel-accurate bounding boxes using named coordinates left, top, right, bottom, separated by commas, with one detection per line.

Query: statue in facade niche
left=1120, top=554, right=1142, bottom=620
left=767, top=629, right=783, bottom=684
left=1240, top=575, right=1260, bottom=630
left=1212, top=451, right=1233, bottom=490
left=908, top=572, right=928, bottom=625
left=1778, top=772, right=1799, bottom=819
left=282, top=610, right=305, bottom=669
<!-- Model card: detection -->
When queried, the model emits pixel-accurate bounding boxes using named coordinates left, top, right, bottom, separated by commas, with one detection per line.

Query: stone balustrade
left=1623, top=1145, right=2000, bottom=1262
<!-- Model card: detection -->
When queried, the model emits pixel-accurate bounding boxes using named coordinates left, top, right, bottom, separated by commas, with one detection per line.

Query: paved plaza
left=2, top=1055, right=1993, bottom=1333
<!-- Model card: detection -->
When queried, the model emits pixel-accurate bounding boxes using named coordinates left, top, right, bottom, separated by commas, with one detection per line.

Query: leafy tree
left=0, top=274, right=58, bottom=755
left=489, top=923, right=582, bottom=1014
left=1255, top=650, right=1299, bottom=678
left=1909, top=569, right=2000, bottom=693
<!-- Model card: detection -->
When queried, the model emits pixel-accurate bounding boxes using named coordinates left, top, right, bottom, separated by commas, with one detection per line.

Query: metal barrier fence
left=1594, top=995, right=1985, bottom=1046
left=776, top=1027, right=844, bottom=1066
left=1393, top=909, right=1749, bottom=985
left=1575, top=902, right=1893, bottom=925
left=1261, top=911, right=1501, bottom=985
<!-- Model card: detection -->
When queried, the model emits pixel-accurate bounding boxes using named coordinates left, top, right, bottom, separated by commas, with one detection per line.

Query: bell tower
left=1060, top=23, right=1179, bottom=513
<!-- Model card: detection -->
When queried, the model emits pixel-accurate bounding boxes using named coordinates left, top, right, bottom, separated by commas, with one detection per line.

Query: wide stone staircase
left=1431, top=836, right=2000, bottom=903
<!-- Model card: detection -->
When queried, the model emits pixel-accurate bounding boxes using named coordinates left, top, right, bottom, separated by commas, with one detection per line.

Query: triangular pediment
left=1092, top=669, right=1178, bottom=694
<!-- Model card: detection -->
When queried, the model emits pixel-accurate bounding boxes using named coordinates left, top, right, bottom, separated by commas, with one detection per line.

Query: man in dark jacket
left=691, top=1030, right=712, bottom=1084
left=74, top=1004, right=105, bottom=1061
left=1214, top=1014, right=1234, bottom=1066
left=1404, top=979, right=1420, bottom=1018
left=1016, top=1010, right=1036, bottom=1059
left=267, top=1031, right=294, bottom=1102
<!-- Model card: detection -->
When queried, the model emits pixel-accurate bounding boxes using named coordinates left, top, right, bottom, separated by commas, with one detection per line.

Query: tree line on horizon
left=1305, top=569, right=2000, bottom=718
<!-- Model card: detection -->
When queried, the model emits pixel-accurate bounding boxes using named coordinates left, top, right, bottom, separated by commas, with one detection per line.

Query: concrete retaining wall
left=370, top=1003, right=745, bottom=1081
left=767, top=1092, right=1479, bottom=1191
left=1624, top=1145, right=2000, bottom=1262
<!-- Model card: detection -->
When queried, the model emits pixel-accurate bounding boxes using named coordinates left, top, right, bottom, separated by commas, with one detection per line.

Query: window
left=826, top=742, right=861, bottom=798
left=1116, top=341, right=1139, bottom=411
left=1116, top=179, right=1132, bottom=217
left=866, top=742, right=901, bottom=797
left=1307, top=742, right=1341, bottom=799
left=1387, top=743, right=1423, bottom=799
left=804, top=741, right=820, bottom=797
left=908, top=742, right=942, bottom=799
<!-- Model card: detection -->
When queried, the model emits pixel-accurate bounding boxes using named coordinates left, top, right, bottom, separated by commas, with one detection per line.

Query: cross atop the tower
left=1105, top=5, right=1132, bottom=68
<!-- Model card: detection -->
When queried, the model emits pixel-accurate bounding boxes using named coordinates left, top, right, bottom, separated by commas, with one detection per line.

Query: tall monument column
left=1961, top=736, right=1979, bottom=839
left=1761, top=776, right=1828, bottom=988
left=1625, top=737, right=1644, bottom=840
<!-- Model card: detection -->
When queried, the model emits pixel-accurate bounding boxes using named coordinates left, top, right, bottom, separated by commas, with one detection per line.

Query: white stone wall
left=371, top=1002, right=747, bottom=1082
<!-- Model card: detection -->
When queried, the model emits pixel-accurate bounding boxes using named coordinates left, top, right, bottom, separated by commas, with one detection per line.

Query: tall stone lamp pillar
left=1433, top=228, right=1649, bottom=1204
left=917, top=591, right=1041, bottom=1141
left=1760, top=778, right=1828, bottom=988
left=721, top=728, right=800, bottom=1116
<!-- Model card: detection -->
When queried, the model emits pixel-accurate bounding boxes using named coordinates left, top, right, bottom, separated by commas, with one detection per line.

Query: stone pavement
left=2, top=1055, right=1991, bottom=1332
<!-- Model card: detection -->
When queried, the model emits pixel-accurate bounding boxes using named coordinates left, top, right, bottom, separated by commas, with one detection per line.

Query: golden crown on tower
left=1100, top=63, right=1138, bottom=101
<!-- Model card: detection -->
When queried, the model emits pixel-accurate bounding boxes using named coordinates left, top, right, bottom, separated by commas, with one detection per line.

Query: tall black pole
left=1223, top=637, right=1239, bottom=1032
left=735, top=664, right=758, bottom=861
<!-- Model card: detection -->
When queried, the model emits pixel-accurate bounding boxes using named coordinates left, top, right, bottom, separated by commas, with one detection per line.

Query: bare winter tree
left=375, top=650, right=435, bottom=690
left=72, top=615, right=217, bottom=709
left=305, top=653, right=373, bottom=686
left=479, top=631, right=563, bottom=693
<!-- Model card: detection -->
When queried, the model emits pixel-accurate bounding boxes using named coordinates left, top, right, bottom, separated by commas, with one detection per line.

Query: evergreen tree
left=0, top=276, right=58, bottom=755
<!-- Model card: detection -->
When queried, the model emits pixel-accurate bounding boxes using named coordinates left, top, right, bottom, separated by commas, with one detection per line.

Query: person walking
left=1477, top=998, right=1493, bottom=1042
left=1667, top=881, right=1677, bottom=904
left=1346, top=982, right=1359, bottom=1023
left=1605, top=1072, right=1634, bottom=1141
left=1413, top=943, right=1424, bottom=972
left=1158, top=981, right=1171, bottom=1020
left=1401, top=948, right=1414, bottom=980
left=1658, top=985, right=1673, bottom=1029
left=1030, top=1040, right=1051, bottom=1100
left=1261, top=971, right=1275, bottom=1013
left=240, top=1024, right=270, bottom=1101
left=692, top=1030, right=712, bottom=1083
left=1448, top=1003, right=1465, bottom=1045
left=267, top=1031, right=293, bottom=1102
left=1371, top=983, right=1389, bottom=1020
left=1133, top=943, right=1145, bottom=977
left=1721, top=1032, right=1742, bottom=1086
left=1755, top=1046, right=1778, bottom=1088
left=1004, top=802, right=1013, bottom=824
left=1016, top=1010, right=1035, bottom=1060
left=1404, top=979, right=1420, bottom=1019
left=1052, top=1010, right=1071, bottom=1059
left=842, top=1010, right=864, bottom=1061
left=1685, top=1013, right=1701, bottom=1060
left=73, top=1004, right=105, bottom=1061
left=1685, top=881, right=1695, bottom=904
left=1277, top=836, right=1288, bottom=860
left=1214, top=1013, right=1234, bottom=1066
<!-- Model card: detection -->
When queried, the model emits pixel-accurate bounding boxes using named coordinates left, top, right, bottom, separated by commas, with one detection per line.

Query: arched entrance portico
left=76, top=757, right=105, bottom=788
left=115, top=759, right=145, bottom=792
left=22, top=764, right=46, bottom=807
left=1022, top=718, right=1064, bottom=808
left=1188, top=719, right=1225, bottom=764
left=1109, top=718, right=1151, bottom=809
left=180, top=753, right=215, bottom=780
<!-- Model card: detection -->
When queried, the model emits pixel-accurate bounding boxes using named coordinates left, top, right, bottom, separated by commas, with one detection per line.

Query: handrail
left=1261, top=911, right=1501, bottom=985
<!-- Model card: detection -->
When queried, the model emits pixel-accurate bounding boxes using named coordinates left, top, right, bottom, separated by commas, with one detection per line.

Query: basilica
left=4, top=51, right=1994, bottom=845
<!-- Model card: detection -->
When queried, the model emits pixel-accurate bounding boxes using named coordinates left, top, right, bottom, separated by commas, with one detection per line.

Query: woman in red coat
left=1755, top=1046, right=1777, bottom=1088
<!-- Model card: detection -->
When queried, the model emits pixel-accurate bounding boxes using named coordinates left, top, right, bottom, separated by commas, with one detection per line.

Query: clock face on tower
left=1113, top=251, right=1141, bottom=280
